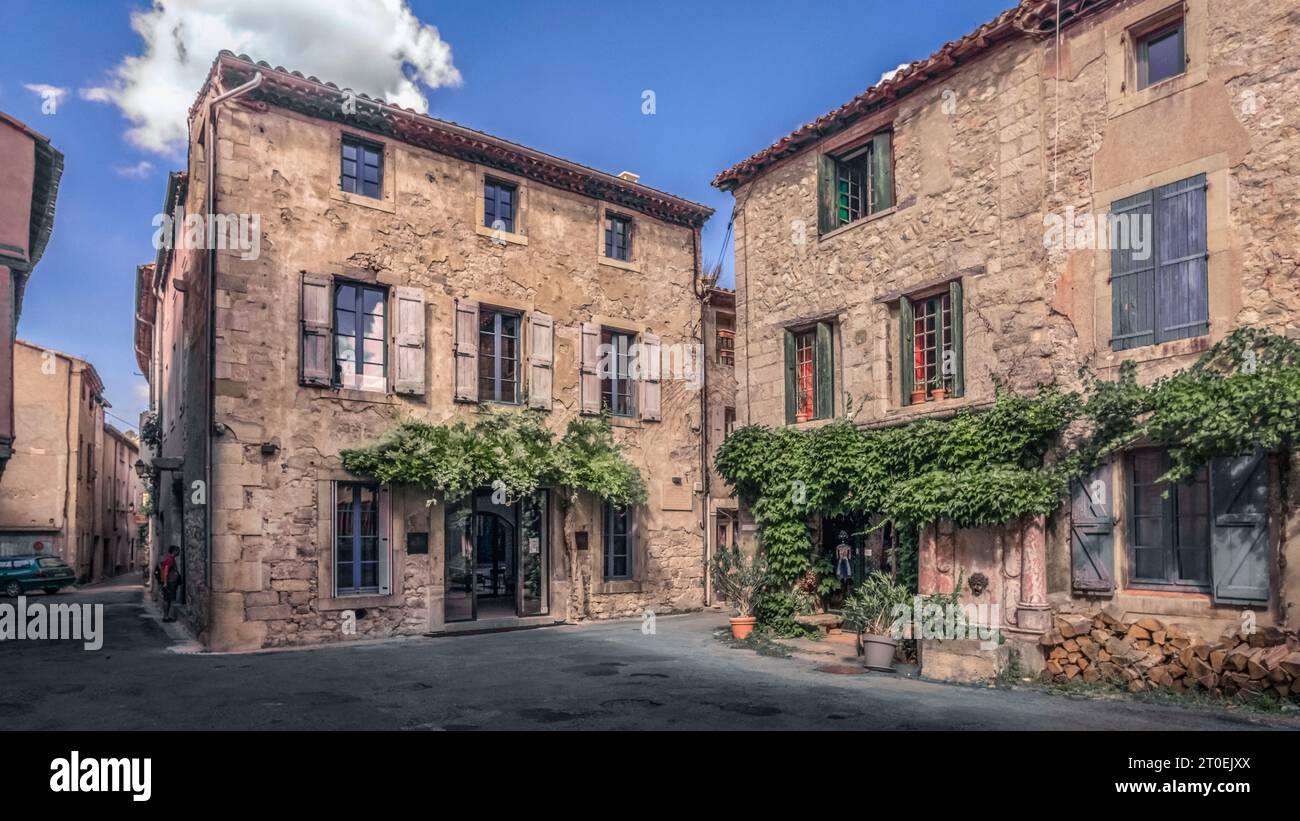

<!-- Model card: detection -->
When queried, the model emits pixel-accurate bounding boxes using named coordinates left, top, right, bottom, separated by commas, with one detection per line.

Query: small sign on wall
left=407, top=532, right=429, bottom=555
left=661, top=479, right=693, bottom=511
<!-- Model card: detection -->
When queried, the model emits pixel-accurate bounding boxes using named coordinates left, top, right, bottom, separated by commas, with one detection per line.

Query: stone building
left=0, top=340, right=107, bottom=581
left=99, top=425, right=142, bottom=579
left=0, top=111, right=63, bottom=479
left=714, top=0, right=1300, bottom=679
left=703, top=286, right=745, bottom=594
left=135, top=52, right=714, bottom=650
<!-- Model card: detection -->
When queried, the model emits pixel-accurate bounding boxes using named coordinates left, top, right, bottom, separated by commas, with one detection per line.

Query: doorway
left=444, top=488, right=549, bottom=623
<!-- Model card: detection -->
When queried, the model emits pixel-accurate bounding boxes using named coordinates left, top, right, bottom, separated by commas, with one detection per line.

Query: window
left=334, top=282, right=387, bottom=391
left=716, top=314, right=735, bottom=365
left=478, top=309, right=521, bottom=403
left=1110, top=174, right=1207, bottom=351
left=340, top=136, right=382, bottom=199
left=604, top=213, right=632, bottom=261
left=1127, top=449, right=1210, bottom=588
left=900, top=281, right=964, bottom=405
left=784, top=322, right=834, bottom=423
left=484, top=178, right=517, bottom=233
left=334, top=483, right=384, bottom=596
left=818, top=130, right=893, bottom=232
left=1137, top=20, right=1184, bottom=89
left=724, top=407, right=736, bottom=439
left=600, top=329, right=636, bottom=417
left=603, top=503, right=632, bottom=580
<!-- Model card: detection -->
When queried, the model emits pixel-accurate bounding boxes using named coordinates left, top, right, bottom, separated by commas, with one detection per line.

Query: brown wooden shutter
left=393, top=286, right=426, bottom=395
left=453, top=299, right=479, bottom=402
left=640, top=332, right=662, bottom=422
left=527, top=311, right=553, bottom=410
left=580, top=322, right=601, bottom=415
left=300, top=273, right=332, bottom=386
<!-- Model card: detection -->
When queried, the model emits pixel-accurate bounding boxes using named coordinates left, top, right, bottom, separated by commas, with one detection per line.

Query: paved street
left=2, top=584, right=1296, bottom=730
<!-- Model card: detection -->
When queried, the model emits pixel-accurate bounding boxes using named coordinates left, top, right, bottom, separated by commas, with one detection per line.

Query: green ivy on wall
left=715, top=327, right=1300, bottom=587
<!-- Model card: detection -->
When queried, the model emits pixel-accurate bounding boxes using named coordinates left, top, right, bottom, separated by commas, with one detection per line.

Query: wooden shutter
left=1210, top=453, right=1270, bottom=605
left=948, top=279, right=965, bottom=397
left=814, top=322, right=833, bottom=420
left=816, top=154, right=837, bottom=234
left=453, top=299, right=478, bottom=402
left=527, top=311, right=553, bottom=410
left=870, top=130, right=894, bottom=212
left=639, top=332, right=662, bottom=422
left=393, top=286, right=426, bottom=395
left=783, top=329, right=797, bottom=425
left=899, top=298, right=914, bottom=405
left=1070, top=461, right=1115, bottom=593
left=300, top=273, right=332, bottom=386
left=1109, top=189, right=1156, bottom=351
left=1154, top=174, right=1208, bottom=344
left=580, top=322, right=601, bottom=415
left=377, top=485, right=392, bottom=595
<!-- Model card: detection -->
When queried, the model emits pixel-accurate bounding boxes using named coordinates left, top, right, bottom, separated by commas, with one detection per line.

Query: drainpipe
left=203, top=70, right=262, bottom=606
left=692, top=224, right=711, bottom=606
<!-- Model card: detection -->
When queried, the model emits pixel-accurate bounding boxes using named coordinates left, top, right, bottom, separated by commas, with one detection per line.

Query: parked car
left=0, top=555, right=76, bottom=597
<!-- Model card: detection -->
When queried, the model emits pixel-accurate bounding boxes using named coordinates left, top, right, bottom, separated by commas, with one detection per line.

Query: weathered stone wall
left=728, top=0, right=1300, bottom=650
left=195, top=97, right=706, bottom=649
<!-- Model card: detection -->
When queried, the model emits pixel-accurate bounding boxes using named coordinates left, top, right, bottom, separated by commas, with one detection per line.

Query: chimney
left=617, top=171, right=640, bottom=184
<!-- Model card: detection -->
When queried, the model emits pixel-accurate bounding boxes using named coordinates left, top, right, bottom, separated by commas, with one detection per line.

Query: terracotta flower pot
left=729, top=616, right=757, bottom=640
left=861, top=633, right=898, bottom=671
left=909, top=389, right=927, bottom=405
left=931, top=387, right=947, bottom=401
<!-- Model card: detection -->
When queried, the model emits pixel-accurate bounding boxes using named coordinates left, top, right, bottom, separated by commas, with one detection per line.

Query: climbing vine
left=715, top=327, right=1300, bottom=587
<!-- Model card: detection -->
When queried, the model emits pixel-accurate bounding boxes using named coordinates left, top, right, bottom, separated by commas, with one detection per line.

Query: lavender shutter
left=527, top=311, right=554, bottom=410
left=580, top=322, right=601, bottom=415
left=1210, top=453, right=1270, bottom=605
left=1154, top=174, right=1209, bottom=344
left=453, top=299, right=479, bottom=402
left=640, top=332, right=662, bottom=422
left=393, top=286, right=426, bottom=395
left=1109, top=190, right=1156, bottom=351
left=300, top=273, right=332, bottom=386
left=1070, top=461, right=1115, bottom=593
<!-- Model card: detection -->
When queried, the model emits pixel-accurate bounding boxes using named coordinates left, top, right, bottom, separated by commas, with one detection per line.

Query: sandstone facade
left=139, top=54, right=713, bottom=650
left=717, top=0, right=1300, bottom=670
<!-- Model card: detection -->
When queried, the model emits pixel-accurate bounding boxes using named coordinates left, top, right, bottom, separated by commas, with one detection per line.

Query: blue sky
left=1, top=0, right=1011, bottom=428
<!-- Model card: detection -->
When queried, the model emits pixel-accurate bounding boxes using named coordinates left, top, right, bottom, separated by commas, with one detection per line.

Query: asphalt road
left=2, top=584, right=1295, bottom=730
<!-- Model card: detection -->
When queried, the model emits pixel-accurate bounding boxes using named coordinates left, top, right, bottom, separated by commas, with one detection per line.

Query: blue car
left=0, top=554, right=77, bottom=597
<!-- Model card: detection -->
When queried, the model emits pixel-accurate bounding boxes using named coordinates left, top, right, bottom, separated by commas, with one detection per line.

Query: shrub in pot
left=711, top=547, right=768, bottom=640
left=841, top=572, right=912, bottom=671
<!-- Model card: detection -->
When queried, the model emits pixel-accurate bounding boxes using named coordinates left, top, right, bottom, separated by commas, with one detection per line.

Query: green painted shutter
left=1210, top=453, right=1271, bottom=605
left=814, top=321, right=834, bottom=420
left=870, top=131, right=894, bottom=212
left=817, top=154, right=837, bottom=234
left=783, top=329, right=797, bottom=425
left=899, top=298, right=914, bottom=406
left=948, top=279, right=964, bottom=397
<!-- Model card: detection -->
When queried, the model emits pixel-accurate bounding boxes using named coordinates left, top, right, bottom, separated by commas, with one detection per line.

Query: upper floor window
left=724, top=407, right=736, bottom=439
left=1137, top=19, right=1184, bottom=89
left=334, top=282, right=387, bottom=391
left=1110, top=173, right=1207, bottom=351
left=784, top=322, right=834, bottom=424
left=341, top=136, right=382, bottom=199
left=478, top=309, right=521, bottom=404
left=603, top=503, right=632, bottom=581
left=484, top=178, right=517, bottom=233
left=604, top=213, right=633, bottom=261
left=818, top=130, right=893, bottom=233
left=600, top=329, right=636, bottom=418
left=716, top=313, right=735, bottom=365
left=899, top=281, right=964, bottom=405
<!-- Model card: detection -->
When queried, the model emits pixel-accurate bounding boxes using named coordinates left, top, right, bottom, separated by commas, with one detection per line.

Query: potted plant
left=930, top=381, right=947, bottom=401
left=840, top=571, right=912, bottom=671
left=711, top=546, right=767, bottom=640
left=909, top=385, right=927, bottom=405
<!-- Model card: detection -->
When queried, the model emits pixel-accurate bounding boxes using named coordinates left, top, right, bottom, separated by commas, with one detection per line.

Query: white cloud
left=24, top=83, right=68, bottom=104
left=81, top=0, right=462, bottom=154
left=114, top=160, right=156, bottom=179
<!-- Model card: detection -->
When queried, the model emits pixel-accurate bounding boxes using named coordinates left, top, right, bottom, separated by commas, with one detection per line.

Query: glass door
left=518, top=490, right=549, bottom=616
left=444, top=497, right=475, bottom=622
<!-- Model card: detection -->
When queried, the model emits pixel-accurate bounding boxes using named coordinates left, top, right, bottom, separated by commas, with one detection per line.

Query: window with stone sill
left=603, top=502, right=633, bottom=581
left=604, top=212, right=633, bottom=262
left=783, top=322, right=834, bottom=424
left=1136, top=18, right=1185, bottom=90
left=333, top=482, right=390, bottom=597
left=898, top=280, right=964, bottom=406
left=484, top=177, right=517, bottom=234
left=817, top=130, right=893, bottom=234
left=716, top=314, right=735, bottom=365
left=340, top=136, right=383, bottom=199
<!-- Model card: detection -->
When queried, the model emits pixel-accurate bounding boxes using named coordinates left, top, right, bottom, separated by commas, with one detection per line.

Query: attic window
left=1136, top=18, right=1185, bottom=89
